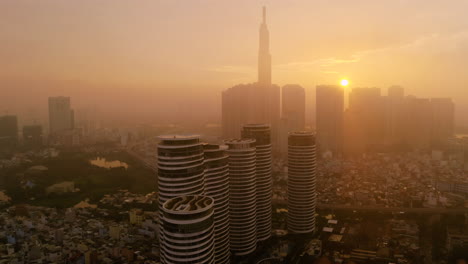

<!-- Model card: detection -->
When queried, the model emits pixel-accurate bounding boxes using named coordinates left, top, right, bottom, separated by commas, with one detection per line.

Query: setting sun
left=340, top=79, right=349, bottom=86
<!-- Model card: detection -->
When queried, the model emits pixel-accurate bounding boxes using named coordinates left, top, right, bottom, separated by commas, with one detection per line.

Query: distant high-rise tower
left=384, top=86, right=406, bottom=146
left=160, top=195, right=215, bottom=264
left=48, top=97, right=74, bottom=134
left=222, top=84, right=252, bottom=139
left=388, top=85, right=404, bottom=98
left=281, top=85, right=306, bottom=155
left=345, top=87, right=385, bottom=154
left=0, top=115, right=18, bottom=148
left=241, top=124, right=272, bottom=241
left=316, top=85, right=344, bottom=155
left=258, top=6, right=271, bottom=86
left=430, top=98, right=455, bottom=144
left=287, top=131, right=317, bottom=234
left=222, top=7, right=280, bottom=153
left=225, top=139, right=258, bottom=256
left=203, top=144, right=230, bottom=264
left=157, top=135, right=205, bottom=209
left=405, top=97, right=432, bottom=149
left=282, top=85, right=306, bottom=130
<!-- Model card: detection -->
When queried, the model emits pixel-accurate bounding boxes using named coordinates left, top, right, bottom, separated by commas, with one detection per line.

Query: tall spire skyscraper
left=258, top=6, right=271, bottom=86
left=222, top=7, right=280, bottom=154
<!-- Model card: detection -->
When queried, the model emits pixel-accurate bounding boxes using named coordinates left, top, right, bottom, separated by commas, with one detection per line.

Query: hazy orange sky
left=2, top=0, right=468, bottom=125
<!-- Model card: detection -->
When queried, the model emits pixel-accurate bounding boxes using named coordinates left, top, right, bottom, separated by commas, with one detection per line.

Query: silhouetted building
left=404, top=97, right=432, bottom=149
left=225, top=139, right=258, bottom=256
left=241, top=124, right=272, bottom=242
left=383, top=86, right=406, bottom=147
left=222, top=84, right=253, bottom=139
left=388, top=85, right=404, bottom=98
left=316, top=85, right=344, bottom=155
left=282, top=85, right=305, bottom=131
left=287, top=131, right=316, bottom=234
left=203, top=144, right=230, bottom=264
left=48, top=97, right=74, bottom=134
left=0, top=115, right=18, bottom=149
left=75, top=107, right=99, bottom=136
left=222, top=7, right=280, bottom=152
left=258, top=6, right=271, bottom=86
left=431, top=98, right=455, bottom=144
left=344, top=87, right=385, bottom=154
left=280, top=85, right=305, bottom=155
left=343, top=86, right=455, bottom=153
left=222, top=84, right=280, bottom=140
left=160, top=195, right=215, bottom=264
left=23, top=125, right=43, bottom=148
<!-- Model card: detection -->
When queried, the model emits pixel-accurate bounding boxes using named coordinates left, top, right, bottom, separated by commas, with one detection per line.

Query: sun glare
left=340, top=79, right=349, bottom=86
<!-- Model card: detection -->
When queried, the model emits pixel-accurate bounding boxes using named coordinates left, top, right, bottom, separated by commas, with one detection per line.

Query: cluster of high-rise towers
left=157, top=127, right=316, bottom=263
left=221, top=7, right=455, bottom=159
left=221, top=7, right=306, bottom=157
left=155, top=5, right=456, bottom=264
left=156, top=9, right=316, bottom=263
left=316, top=85, right=455, bottom=156
left=156, top=8, right=317, bottom=264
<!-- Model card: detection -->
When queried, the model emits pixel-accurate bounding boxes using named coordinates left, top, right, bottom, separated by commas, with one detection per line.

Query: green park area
left=0, top=150, right=157, bottom=208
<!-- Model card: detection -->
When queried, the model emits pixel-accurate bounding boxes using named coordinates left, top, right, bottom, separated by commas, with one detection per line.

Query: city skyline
left=2, top=1, right=468, bottom=125
left=1, top=2, right=468, bottom=263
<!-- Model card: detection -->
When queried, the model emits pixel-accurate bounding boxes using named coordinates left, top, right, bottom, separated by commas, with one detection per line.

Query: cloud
left=207, top=30, right=468, bottom=79
left=275, top=31, right=468, bottom=73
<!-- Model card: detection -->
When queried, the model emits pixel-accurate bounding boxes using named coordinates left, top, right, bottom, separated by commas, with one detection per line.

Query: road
left=273, top=199, right=467, bottom=215
left=315, top=204, right=467, bottom=215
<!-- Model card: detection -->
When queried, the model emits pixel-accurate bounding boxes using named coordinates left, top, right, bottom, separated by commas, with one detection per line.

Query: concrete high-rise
left=48, top=97, right=74, bottom=134
left=345, top=87, right=385, bottom=154
left=203, top=144, right=230, bottom=264
left=388, top=85, right=404, bottom=98
left=316, top=85, right=344, bottom=155
left=160, top=195, right=215, bottom=264
left=287, top=132, right=317, bottom=234
left=157, top=135, right=205, bottom=209
left=241, top=124, right=272, bottom=241
left=383, top=86, right=406, bottom=146
left=222, top=84, right=252, bottom=139
left=253, top=6, right=280, bottom=152
left=282, top=85, right=306, bottom=131
left=258, top=6, right=271, bottom=86
left=280, top=85, right=305, bottom=155
left=0, top=115, right=18, bottom=148
left=225, top=139, right=258, bottom=256
left=221, top=87, right=281, bottom=142
left=404, top=97, right=432, bottom=149
left=222, top=7, right=280, bottom=152
left=430, top=98, right=455, bottom=144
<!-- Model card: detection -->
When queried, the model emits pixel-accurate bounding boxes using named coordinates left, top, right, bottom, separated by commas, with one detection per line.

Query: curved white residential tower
left=241, top=124, right=272, bottom=241
left=157, top=135, right=205, bottom=209
left=225, top=139, right=258, bottom=256
left=160, top=195, right=215, bottom=264
left=203, top=144, right=230, bottom=264
left=287, top=131, right=317, bottom=234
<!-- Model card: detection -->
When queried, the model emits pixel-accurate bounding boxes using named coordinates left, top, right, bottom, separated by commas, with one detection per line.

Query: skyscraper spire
left=263, top=6, right=266, bottom=24
left=258, top=6, right=271, bottom=86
